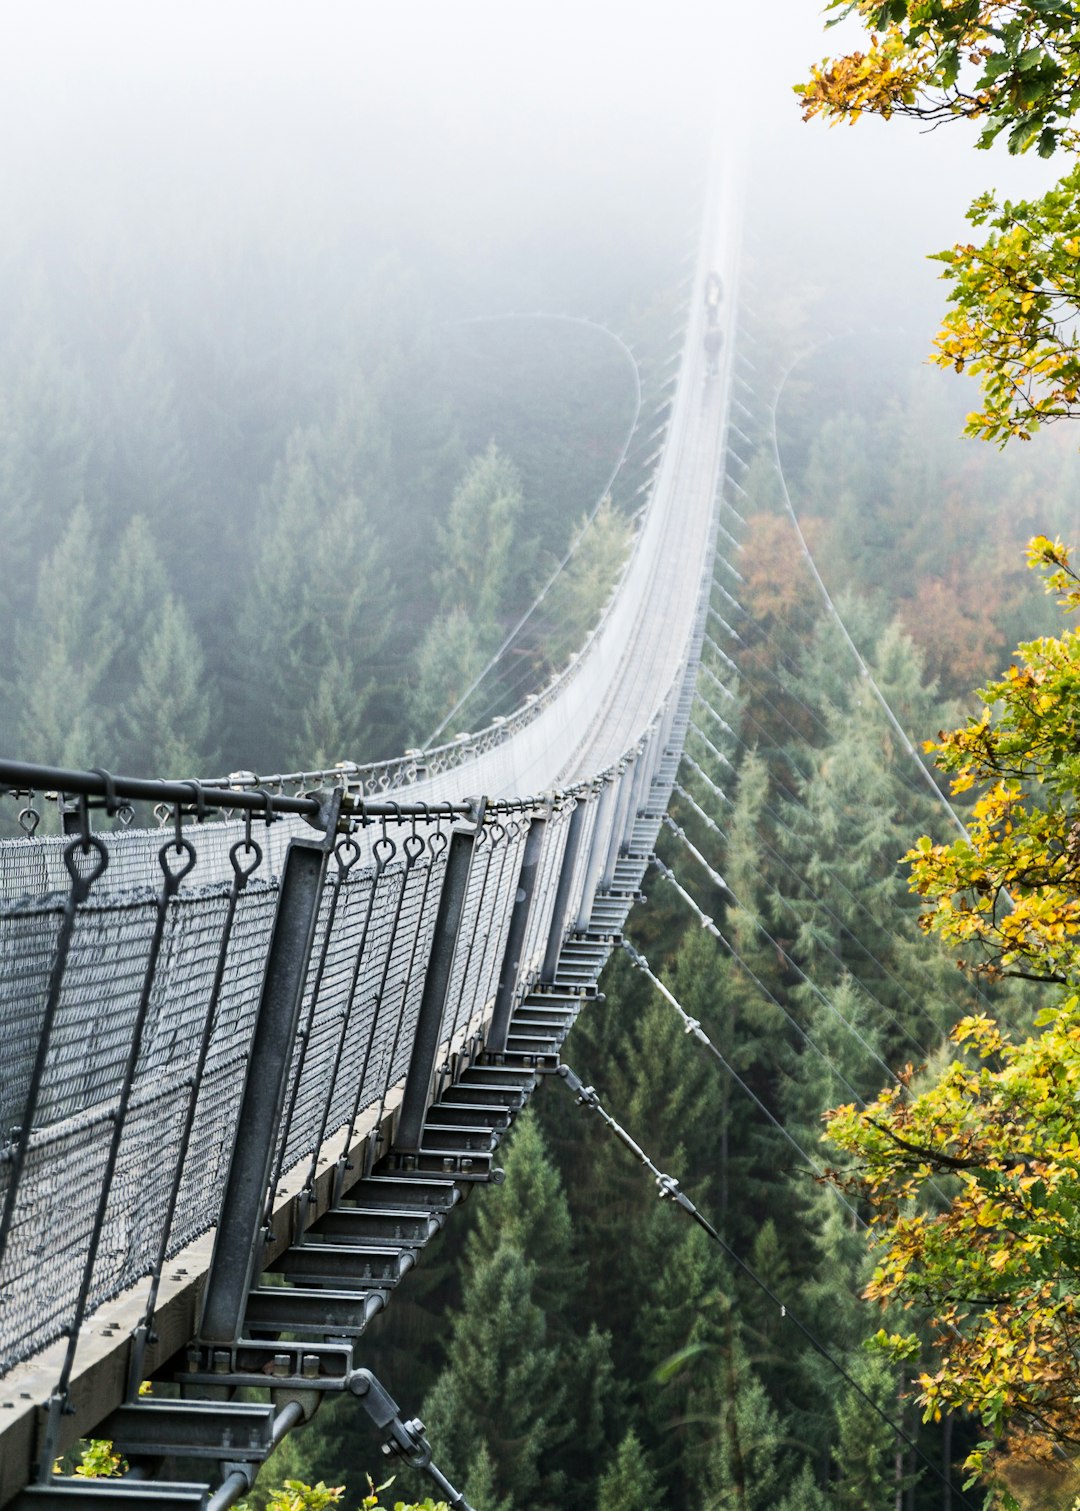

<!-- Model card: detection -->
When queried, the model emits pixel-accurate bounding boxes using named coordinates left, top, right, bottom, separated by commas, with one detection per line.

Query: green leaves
left=826, top=543, right=1080, bottom=1482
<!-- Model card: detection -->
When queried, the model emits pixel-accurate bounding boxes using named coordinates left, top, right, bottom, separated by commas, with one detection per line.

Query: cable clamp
left=656, top=1173, right=681, bottom=1203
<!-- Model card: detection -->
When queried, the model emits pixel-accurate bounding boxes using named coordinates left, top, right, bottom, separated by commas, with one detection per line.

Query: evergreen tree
left=420, top=1243, right=565, bottom=1511
left=434, top=444, right=529, bottom=632
left=119, top=594, right=214, bottom=776
left=17, top=505, right=121, bottom=767
left=4, top=287, right=98, bottom=526
left=831, top=1352, right=909, bottom=1511
left=595, top=1431, right=661, bottom=1511
left=702, top=1326, right=801, bottom=1511
left=108, top=314, right=191, bottom=531
left=457, top=1110, right=624, bottom=1508
left=236, top=426, right=391, bottom=770
left=407, top=608, right=486, bottom=745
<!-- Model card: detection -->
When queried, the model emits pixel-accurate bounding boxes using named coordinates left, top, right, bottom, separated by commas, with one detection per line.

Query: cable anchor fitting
left=348, top=1368, right=475, bottom=1511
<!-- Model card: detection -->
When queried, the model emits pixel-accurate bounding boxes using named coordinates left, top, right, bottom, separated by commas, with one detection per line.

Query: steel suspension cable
left=669, top=788, right=939, bottom=1061
left=685, top=723, right=955, bottom=1033
left=552, top=1064, right=974, bottom=1511
left=619, top=941, right=864, bottom=1226
left=651, top=857, right=897, bottom=1094
left=767, top=352, right=971, bottom=841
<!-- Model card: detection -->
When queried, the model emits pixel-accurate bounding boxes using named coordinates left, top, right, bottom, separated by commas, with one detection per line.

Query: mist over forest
left=8, top=4, right=1080, bottom=1510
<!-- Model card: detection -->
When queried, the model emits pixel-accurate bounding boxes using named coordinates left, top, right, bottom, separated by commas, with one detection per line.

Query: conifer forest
left=10, top=5, right=1080, bottom=1511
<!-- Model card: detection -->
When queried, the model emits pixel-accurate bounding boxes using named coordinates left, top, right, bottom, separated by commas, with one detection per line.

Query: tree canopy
left=825, top=541, right=1080, bottom=1490
left=798, top=1, right=1080, bottom=443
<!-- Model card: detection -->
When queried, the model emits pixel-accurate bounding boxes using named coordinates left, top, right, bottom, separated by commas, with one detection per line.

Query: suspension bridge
left=0, top=145, right=748, bottom=1510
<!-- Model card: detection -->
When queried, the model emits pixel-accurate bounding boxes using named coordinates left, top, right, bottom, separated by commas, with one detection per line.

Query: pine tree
left=420, top=1243, right=565, bottom=1511
left=236, top=427, right=391, bottom=770
left=595, top=1430, right=661, bottom=1511
left=119, top=594, right=214, bottom=776
left=434, top=444, right=529, bottom=632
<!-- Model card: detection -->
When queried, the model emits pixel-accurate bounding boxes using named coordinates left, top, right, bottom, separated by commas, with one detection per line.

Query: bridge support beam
left=393, top=826, right=476, bottom=1154
left=486, top=812, right=548, bottom=1054
left=198, top=830, right=335, bottom=1345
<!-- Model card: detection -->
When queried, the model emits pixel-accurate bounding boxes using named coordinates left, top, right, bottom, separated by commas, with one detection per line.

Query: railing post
left=198, top=821, right=337, bottom=1345
left=601, top=758, right=635, bottom=890
left=486, top=813, right=548, bottom=1054
left=626, top=734, right=653, bottom=834
left=645, top=699, right=678, bottom=814
left=540, top=799, right=589, bottom=983
left=394, top=826, right=477, bottom=1154
left=575, top=775, right=617, bottom=931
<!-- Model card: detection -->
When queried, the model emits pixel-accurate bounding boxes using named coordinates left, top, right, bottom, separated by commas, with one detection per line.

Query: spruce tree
left=595, top=1430, right=661, bottom=1511
left=434, top=444, right=529, bottom=633
left=419, top=1243, right=566, bottom=1511
left=457, top=1109, right=624, bottom=1508
left=236, top=427, right=390, bottom=770
left=702, top=1326, right=801, bottom=1511
left=407, top=608, right=486, bottom=745
left=119, top=594, right=214, bottom=776
left=17, top=505, right=121, bottom=767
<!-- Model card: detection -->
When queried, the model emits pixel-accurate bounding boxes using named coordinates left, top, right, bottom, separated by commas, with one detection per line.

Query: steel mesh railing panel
left=5, top=898, right=160, bottom=1135
left=1, top=906, right=71, bottom=1139
left=160, top=884, right=276, bottom=1256
left=440, top=836, right=493, bottom=1055
left=385, top=861, right=442, bottom=1091
left=266, top=847, right=444, bottom=1182
left=0, top=1128, right=114, bottom=1367
left=0, top=876, right=279, bottom=1372
left=88, top=1079, right=190, bottom=1311
left=0, top=822, right=304, bottom=908
left=276, top=854, right=444, bottom=1175
left=361, top=857, right=443, bottom=1097
left=449, top=824, right=524, bottom=1052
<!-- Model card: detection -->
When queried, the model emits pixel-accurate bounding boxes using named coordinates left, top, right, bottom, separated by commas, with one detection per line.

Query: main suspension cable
left=551, top=1063, right=973, bottom=1511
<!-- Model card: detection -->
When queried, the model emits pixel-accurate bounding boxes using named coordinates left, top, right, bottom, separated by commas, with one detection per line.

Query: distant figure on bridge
left=704, top=271, right=722, bottom=327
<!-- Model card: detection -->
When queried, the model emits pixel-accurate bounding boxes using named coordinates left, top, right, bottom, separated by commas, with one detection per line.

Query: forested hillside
left=220, top=287, right=1080, bottom=1511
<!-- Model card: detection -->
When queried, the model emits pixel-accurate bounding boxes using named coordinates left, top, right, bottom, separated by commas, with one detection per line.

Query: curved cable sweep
left=767, top=350, right=972, bottom=842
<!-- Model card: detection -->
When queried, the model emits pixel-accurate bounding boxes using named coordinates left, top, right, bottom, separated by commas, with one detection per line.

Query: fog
left=0, top=0, right=1071, bottom=777
left=1, top=1, right=1056, bottom=354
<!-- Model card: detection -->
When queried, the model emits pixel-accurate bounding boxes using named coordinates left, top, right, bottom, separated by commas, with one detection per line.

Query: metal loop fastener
left=335, top=835, right=362, bottom=875
left=179, top=780, right=208, bottom=824
left=229, top=835, right=263, bottom=882
left=372, top=832, right=396, bottom=868
left=63, top=832, right=109, bottom=890
left=159, top=836, right=197, bottom=891
left=17, top=803, right=40, bottom=838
